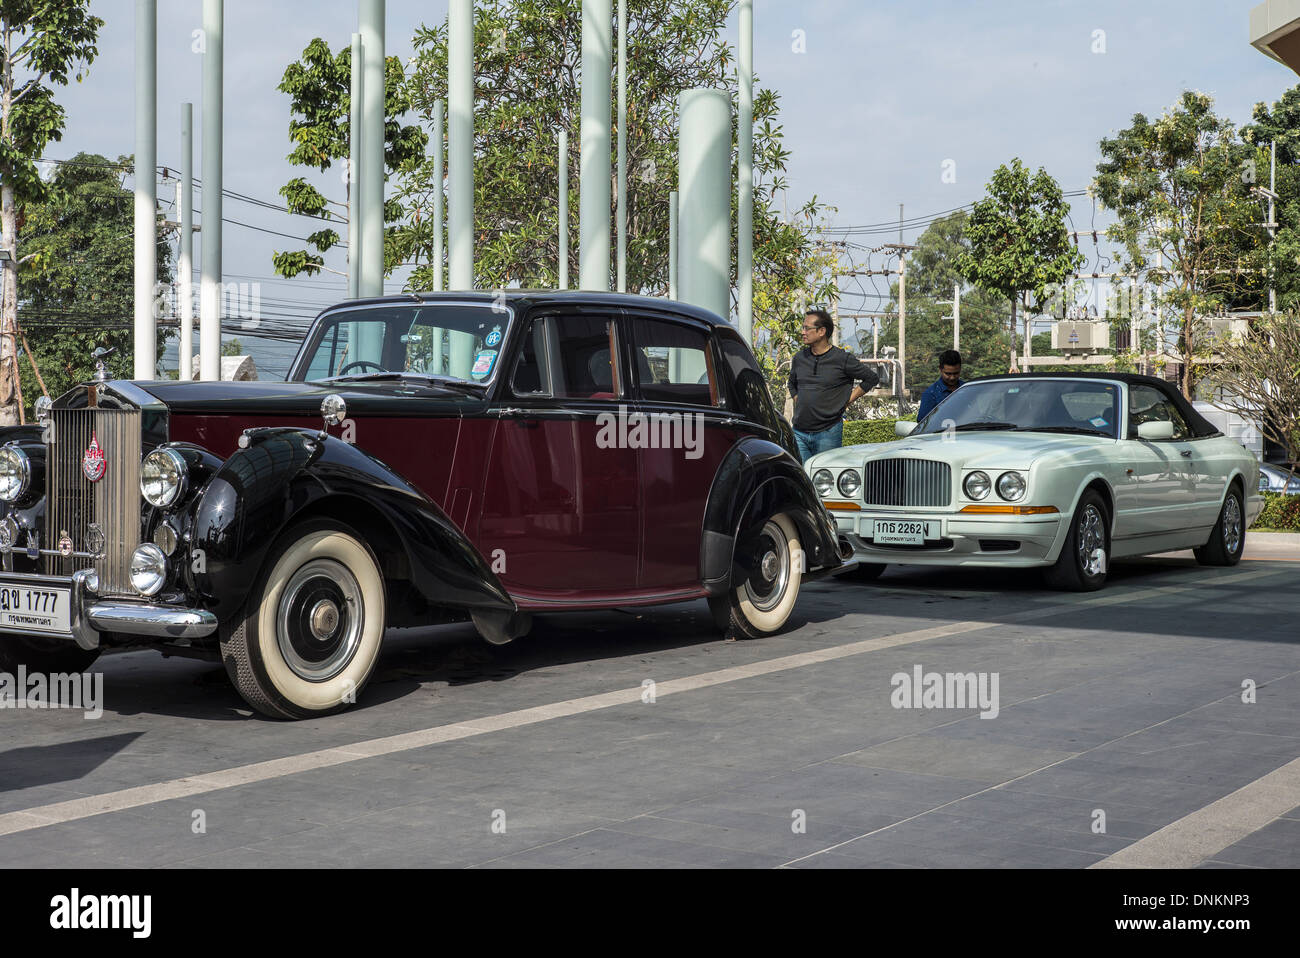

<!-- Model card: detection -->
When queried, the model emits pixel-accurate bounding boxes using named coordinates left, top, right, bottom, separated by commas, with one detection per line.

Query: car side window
left=547, top=314, right=622, bottom=400
left=627, top=316, right=719, bottom=406
left=718, top=333, right=782, bottom=433
left=510, top=318, right=551, bottom=397
left=1129, top=384, right=1190, bottom=439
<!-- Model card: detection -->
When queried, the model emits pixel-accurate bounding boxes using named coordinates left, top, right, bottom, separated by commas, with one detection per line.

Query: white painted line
left=1090, top=754, right=1300, bottom=868
left=0, top=566, right=1284, bottom=839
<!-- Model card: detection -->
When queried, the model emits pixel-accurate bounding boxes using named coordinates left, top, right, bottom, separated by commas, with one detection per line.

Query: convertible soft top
left=969, top=372, right=1222, bottom=438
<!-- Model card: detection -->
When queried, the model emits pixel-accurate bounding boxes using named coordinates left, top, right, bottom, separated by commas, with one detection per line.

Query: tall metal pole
left=615, top=0, right=626, bottom=292
left=359, top=0, right=385, bottom=300
left=952, top=282, right=960, bottom=351
left=1269, top=140, right=1277, bottom=314
left=580, top=0, right=611, bottom=291
left=897, top=255, right=906, bottom=396
left=134, top=0, right=157, bottom=381
left=179, top=104, right=194, bottom=380
left=676, top=89, right=729, bottom=320
left=558, top=128, right=569, bottom=289
left=448, top=0, right=474, bottom=292
left=668, top=189, right=677, bottom=299
left=447, top=0, right=475, bottom=378
left=737, top=0, right=753, bottom=342
left=432, top=99, right=444, bottom=292
left=199, top=0, right=223, bottom=382
left=348, top=32, right=363, bottom=299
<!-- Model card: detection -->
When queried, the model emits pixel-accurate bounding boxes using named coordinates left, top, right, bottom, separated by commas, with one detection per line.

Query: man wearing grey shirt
left=787, top=309, right=880, bottom=462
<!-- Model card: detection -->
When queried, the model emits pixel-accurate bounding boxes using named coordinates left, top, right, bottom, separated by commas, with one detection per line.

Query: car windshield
left=914, top=379, right=1121, bottom=439
left=294, top=303, right=512, bottom=384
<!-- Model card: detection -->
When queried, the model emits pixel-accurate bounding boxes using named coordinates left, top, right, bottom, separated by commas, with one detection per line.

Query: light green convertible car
left=806, top=373, right=1262, bottom=591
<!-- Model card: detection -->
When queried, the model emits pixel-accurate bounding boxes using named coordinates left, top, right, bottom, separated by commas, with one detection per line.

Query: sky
left=40, top=0, right=1300, bottom=376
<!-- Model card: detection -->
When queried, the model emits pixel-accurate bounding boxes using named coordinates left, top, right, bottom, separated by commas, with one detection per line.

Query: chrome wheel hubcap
left=1223, top=495, right=1242, bottom=555
left=277, top=558, right=363, bottom=682
left=747, top=521, right=790, bottom=613
left=1076, top=504, right=1107, bottom=577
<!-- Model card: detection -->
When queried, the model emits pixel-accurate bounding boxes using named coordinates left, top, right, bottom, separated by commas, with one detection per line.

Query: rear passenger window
left=551, top=314, right=622, bottom=400
left=628, top=316, right=718, bottom=406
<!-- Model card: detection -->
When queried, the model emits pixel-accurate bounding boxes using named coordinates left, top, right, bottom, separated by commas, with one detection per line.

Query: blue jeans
left=794, top=420, right=843, bottom=463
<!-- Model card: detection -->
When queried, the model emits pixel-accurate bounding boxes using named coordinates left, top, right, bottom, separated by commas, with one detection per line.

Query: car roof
left=325, top=290, right=732, bottom=328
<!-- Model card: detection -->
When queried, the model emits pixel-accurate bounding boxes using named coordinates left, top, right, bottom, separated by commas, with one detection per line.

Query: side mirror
left=894, top=420, right=916, bottom=437
left=1137, top=420, right=1174, bottom=441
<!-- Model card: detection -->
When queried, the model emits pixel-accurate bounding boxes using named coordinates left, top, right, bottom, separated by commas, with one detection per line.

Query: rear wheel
left=0, top=634, right=100, bottom=675
left=1043, top=490, right=1110, bottom=592
left=708, top=512, right=803, bottom=640
left=1195, top=486, right=1246, bottom=566
left=220, top=521, right=386, bottom=719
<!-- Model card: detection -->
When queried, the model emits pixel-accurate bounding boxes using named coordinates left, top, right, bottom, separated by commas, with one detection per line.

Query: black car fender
left=190, top=426, right=515, bottom=625
left=700, top=436, right=844, bottom=595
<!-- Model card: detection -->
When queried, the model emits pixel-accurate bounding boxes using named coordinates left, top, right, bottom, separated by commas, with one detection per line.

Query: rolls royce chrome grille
left=45, top=407, right=141, bottom=597
left=862, top=458, right=952, bottom=508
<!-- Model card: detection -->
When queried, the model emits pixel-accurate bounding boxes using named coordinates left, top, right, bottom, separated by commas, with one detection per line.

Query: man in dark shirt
left=917, top=349, right=965, bottom=421
left=787, top=309, right=880, bottom=462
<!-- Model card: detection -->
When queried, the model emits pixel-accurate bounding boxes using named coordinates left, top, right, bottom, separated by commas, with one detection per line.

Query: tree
left=16, top=153, right=171, bottom=410
left=872, top=211, right=1012, bottom=391
left=274, top=37, right=426, bottom=279
left=957, top=158, right=1082, bottom=372
left=394, top=0, right=835, bottom=412
left=1095, top=91, right=1261, bottom=399
left=1240, top=84, right=1300, bottom=313
left=0, top=1, right=103, bottom=424
left=1207, top=315, right=1300, bottom=468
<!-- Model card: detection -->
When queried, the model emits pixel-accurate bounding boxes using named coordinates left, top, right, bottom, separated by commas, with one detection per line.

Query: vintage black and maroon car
left=0, top=292, right=849, bottom=718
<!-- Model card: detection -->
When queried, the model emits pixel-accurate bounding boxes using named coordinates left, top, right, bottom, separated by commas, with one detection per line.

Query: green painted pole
left=737, top=0, right=753, bottom=343
left=559, top=128, right=569, bottom=289
left=179, top=103, right=193, bottom=379
left=134, top=0, right=156, bottom=380
left=359, top=0, right=384, bottom=301
left=432, top=99, right=444, bottom=292
left=677, top=89, right=729, bottom=321
left=615, top=0, right=626, bottom=292
left=668, top=189, right=677, bottom=300
left=447, top=0, right=475, bottom=377
left=348, top=32, right=362, bottom=300
left=199, top=0, right=222, bottom=381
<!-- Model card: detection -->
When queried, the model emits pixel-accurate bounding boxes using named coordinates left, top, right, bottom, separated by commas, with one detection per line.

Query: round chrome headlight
left=140, top=448, right=187, bottom=509
left=0, top=446, right=30, bottom=502
left=812, top=468, right=835, bottom=497
left=130, top=543, right=168, bottom=596
left=837, top=469, right=861, bottom=497
left=963, top=470, right=991, bottom=500
left=997, top=471, right=1026, bottom=501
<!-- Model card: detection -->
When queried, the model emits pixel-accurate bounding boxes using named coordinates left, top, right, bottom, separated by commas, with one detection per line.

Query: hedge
left=1255, top=491, right=1300, bottom=532
left=842, top=416, right=916, bottom=446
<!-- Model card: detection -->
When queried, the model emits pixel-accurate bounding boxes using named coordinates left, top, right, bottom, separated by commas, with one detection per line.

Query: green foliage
left=274, top=37, right=427, bottom=278
left=872, top=211, right=1014, bottom=391
left=17, top=152, right=172, bottom=409
left=957, top=158, right=1082, bottom=366
left=395, top=0, right=835, bottom=405
left=842, top=416, right=914, bottom=447
left=1241, top=85, right=1300, bottom=314
left=1256, top=491, right=1300, bottom=531
left=1094, top=91, right=1261, bottom=397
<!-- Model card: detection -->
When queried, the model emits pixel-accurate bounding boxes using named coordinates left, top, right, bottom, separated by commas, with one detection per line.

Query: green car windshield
left=297, top=303, right=512, bottom=384
left=914, top=379, right=1121, bottom=438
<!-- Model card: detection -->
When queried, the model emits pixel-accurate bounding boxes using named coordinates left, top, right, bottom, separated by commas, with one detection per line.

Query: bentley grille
left=862, top=458, right=951, bottom=508
left=45, top=407, right=141, bottom=597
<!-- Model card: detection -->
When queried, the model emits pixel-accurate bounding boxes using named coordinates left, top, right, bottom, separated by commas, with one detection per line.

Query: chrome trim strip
left=86, top=604, right=217, bottom=640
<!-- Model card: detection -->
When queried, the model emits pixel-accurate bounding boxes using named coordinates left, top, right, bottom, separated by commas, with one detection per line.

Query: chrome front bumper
left=1, top=569, right=218, bottom=652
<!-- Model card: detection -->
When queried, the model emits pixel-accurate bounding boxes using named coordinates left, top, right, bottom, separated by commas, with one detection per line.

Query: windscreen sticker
left=1090, top=416, right=1108, bottom=428
left=471, top=349, right=497, bottom=379
left=485, top=325, right=503, bottom=348
left=1006, top=387, right=1020, bottom=393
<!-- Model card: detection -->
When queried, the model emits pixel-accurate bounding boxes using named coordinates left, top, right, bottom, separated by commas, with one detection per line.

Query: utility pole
left=882, top=243, right=916, bottom=396
left=1270, top=140, right=1277, bottom=314
left=178, top=104, right=194, bottom=380
left=940, top=282, right=960, bottom=350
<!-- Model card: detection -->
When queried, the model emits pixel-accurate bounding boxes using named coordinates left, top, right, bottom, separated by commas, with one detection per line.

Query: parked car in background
left=1259, top=462, right=1300, bottom=495
left=805, top=373, right=1262, bottom=591
left=0, top=292, right=849, bottom=718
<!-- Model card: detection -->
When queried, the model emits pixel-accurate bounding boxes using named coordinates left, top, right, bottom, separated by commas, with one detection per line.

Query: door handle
left=1180, top=450, right=1192, bottom=458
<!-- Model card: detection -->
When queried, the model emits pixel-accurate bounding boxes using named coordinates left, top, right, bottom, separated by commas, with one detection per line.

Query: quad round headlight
left=130, top=543, right=168, bottom=596
left=963, top=470, right=991, bottom=500
left=997, top=471, right=1026, bottom=501
left=0, top=446, right=30, bottom=502
left=140, top=448, right=187, bottom=509
left=837, top=469, right=861, bottom=497
left=812, top=468, right=835, bottom=497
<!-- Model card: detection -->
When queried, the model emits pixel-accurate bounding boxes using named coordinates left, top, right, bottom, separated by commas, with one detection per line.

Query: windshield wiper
left=1015, top=425, right=1111, bottom=437
left=951, top=421, right=1018, bottom=431
left=326, top=372, right=484, bottom=392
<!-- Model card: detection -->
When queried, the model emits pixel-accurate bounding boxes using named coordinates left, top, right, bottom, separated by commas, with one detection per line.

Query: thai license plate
left=870, top=518, right=941, bottom=545
left=0, top=585, right=71, bottom=635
